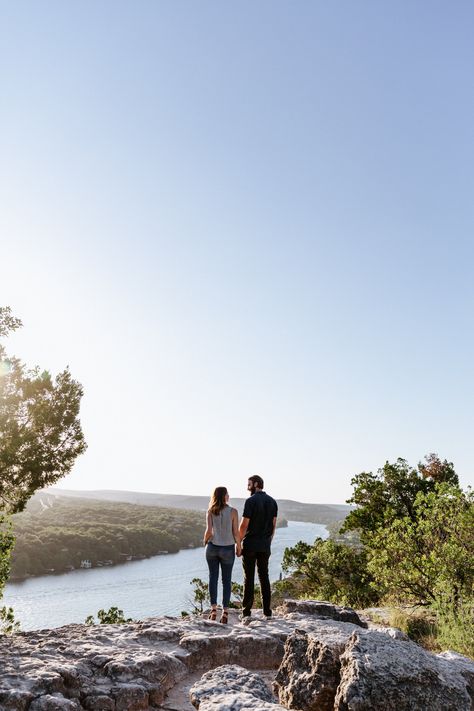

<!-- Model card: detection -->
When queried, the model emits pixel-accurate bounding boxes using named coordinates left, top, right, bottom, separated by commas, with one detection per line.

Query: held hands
left=236, top=544, right=242, bottom=557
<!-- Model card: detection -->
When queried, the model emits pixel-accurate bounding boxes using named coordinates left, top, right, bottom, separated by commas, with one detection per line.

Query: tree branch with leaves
left=0, top=306, right=87, bottom=601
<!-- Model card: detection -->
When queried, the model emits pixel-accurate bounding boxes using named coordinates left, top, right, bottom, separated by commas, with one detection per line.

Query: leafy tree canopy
left=367, top=483, right=474, bottom=607
left=0, top=307, right=87, bottom=515
left=341, top=454, right=459, bottom=542
left=282, top=537, right=378, bottom=608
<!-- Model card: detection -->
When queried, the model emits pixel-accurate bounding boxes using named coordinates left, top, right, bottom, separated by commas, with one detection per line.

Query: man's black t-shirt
left=242, top=491, right=278, bottom=554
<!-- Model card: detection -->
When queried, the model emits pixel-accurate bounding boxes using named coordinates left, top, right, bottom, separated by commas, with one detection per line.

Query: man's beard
left=249, top=483, right=257, bottom=495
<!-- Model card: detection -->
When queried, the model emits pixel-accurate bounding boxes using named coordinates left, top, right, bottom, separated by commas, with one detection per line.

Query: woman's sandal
left=208, top=609, right=217, bottom=621
left=220, top=610, right=228, bottom=624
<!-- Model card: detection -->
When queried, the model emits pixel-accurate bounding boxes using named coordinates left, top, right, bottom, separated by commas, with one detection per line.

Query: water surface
left=4, top=520, right=326, bottom=630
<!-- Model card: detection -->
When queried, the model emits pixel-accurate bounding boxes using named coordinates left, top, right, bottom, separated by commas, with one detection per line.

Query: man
left=238, top=475, right=278, bottom=619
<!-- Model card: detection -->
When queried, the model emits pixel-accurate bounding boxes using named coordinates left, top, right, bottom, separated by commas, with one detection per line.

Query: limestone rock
left=438, top=650, right=474, bottom=701
left=82, top=696, right=115, bottom=710
left=190, top=665, right=286, bottom=710
left=370, top=625, right=409, bottom=641
left=0, top=621, right=188, bottom=710
left=276, top=600, right=366, bottom=628
left=29, top=696, right=82, bottom=710
left=274, top=625, right=474, bottom=711
left=336, top=630, right=474, bottom=711
left=178, top=629, right=284, bottom=670
left=0, top=602, right=472, bottom=710
left=274, top=623, right=359, bottom=711
left=0, top=689, right=34, bottom=711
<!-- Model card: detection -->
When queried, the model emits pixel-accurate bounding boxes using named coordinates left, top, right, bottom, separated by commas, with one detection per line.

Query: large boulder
left=335, top=629, right=474, bottom=710
left=190, top=665, right=286, bottom=710
left=178, top=629, right=284, bottom=670
left=274, top=627, right=474, bottom=711
left=274, top=623, right=360, bottom=711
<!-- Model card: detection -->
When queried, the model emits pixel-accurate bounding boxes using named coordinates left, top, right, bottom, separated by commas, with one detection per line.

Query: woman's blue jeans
left=206, top=542, right=235, bottom=608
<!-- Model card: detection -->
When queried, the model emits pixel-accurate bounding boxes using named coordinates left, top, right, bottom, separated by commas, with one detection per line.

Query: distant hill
left=43, top=488, right=351, bottom=526
left=11, top=495, right=204, bottom=579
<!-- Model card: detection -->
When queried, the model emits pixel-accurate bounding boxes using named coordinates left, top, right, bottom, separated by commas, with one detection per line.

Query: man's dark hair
left=249, top=474, right=264, bottom=489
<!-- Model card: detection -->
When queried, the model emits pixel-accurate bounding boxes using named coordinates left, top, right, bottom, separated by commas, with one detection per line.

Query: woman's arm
left=232, top=509, right=241, bottom=556
left=203, top=511, right=213, bottom=545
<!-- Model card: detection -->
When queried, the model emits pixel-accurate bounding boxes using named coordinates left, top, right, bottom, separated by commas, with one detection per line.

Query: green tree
left=283, top=537, right=378, bottom=608
left=189, top=577, right=210, bottom=614
left=367, top=484, right=474, bottom=607
left=0, top=307, right=86, bottom=595
left=282, top=541, right=312, bottom=574
left=342, top=454, right=458, bottom=542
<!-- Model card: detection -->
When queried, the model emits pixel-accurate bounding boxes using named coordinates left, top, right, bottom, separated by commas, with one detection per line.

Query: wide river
left=4, top=521, right=326, bottom=631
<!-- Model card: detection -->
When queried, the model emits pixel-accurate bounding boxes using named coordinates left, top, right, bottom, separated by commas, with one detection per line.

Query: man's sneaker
left=264, top=611, right=272, bottom=620
left=239, top=614, right=251, bottom=625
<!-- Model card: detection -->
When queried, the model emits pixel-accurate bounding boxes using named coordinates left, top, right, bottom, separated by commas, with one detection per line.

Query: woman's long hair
left=208, top=487, right=228, bottom=516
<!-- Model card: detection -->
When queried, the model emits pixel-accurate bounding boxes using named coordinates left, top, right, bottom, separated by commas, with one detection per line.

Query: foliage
left=434, top=597, right=474, bottom=658
left=230, top=581, right=244, bottom=607
left=341, top=454, right=473, bottom=657
left=282, top=537, right=379, bottom=608
left=0, top=307, right=87, bottom=516
left=326, top=519, right=361, bottom=548
left=187, top=577, right=252, bottom=614
left=0, top=605, right=20, bottom=634
left=10, top=497, right=204, bottom=578
left=85, top=606, right=132, bottom=625
left=189, top=577, right=209, bottom=614
left=342, top=454, right=458, bottom=543
left=282, top=541, right=312, bottom=574
left=270, top=576, right=307, bottom=606
left=0, top=516, right=14, bottom=586
left=0, top=307, right=86, bottom=601
left=367, top=484, right=474, bottom=607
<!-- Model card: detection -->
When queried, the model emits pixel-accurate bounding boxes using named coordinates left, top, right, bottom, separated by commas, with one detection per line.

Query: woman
left=203, top=486, right=241, bottom=623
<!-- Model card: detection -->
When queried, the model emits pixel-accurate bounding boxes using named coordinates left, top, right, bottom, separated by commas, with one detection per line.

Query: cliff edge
left=0, top=600, right=472, bottom=710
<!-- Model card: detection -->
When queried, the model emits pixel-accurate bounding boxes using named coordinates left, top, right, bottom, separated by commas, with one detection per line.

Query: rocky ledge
left=0, top=600, right=472, bottom=710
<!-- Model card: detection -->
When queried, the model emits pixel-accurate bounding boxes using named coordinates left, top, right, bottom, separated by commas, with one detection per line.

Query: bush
left=282, top=538, right=379, bottom=608
left=85, top=606, right=132, bottom=625
left=0, top=606, right=20, bottom=635
left=434, top=598, right=474, bottom=659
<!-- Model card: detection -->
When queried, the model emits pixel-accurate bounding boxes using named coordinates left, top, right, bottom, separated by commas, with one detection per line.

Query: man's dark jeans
left=242, top=550, right=271, bottom=617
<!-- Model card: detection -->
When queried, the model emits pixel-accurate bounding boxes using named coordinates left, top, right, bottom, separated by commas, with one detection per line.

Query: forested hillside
left=46, top=488, right=350, bottom=524
left=10, top=497, right=204, bottom=579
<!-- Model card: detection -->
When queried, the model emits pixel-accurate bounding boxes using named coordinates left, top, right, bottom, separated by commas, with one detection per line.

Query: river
left=3, top=521, right=326, bottom=631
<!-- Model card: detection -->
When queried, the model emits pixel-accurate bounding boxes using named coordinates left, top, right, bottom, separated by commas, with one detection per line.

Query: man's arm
left=271, top=516, right=277, bottom=541
left=238, top=517, right=249, bottom=556
left=232, top=509, right=242, bottom=556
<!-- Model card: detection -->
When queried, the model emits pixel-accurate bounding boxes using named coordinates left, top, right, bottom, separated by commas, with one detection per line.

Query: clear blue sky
left=1, top=2, right=473, bottom=503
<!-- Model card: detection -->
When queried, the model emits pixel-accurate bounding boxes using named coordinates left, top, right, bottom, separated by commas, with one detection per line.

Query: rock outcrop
left=277, top=600, right=366, bottom=627
left=274, top=622, right=474, bottom=711
left=190, top=665, right=286, bottom=710
left=0, top=600, right=472, bottom=710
